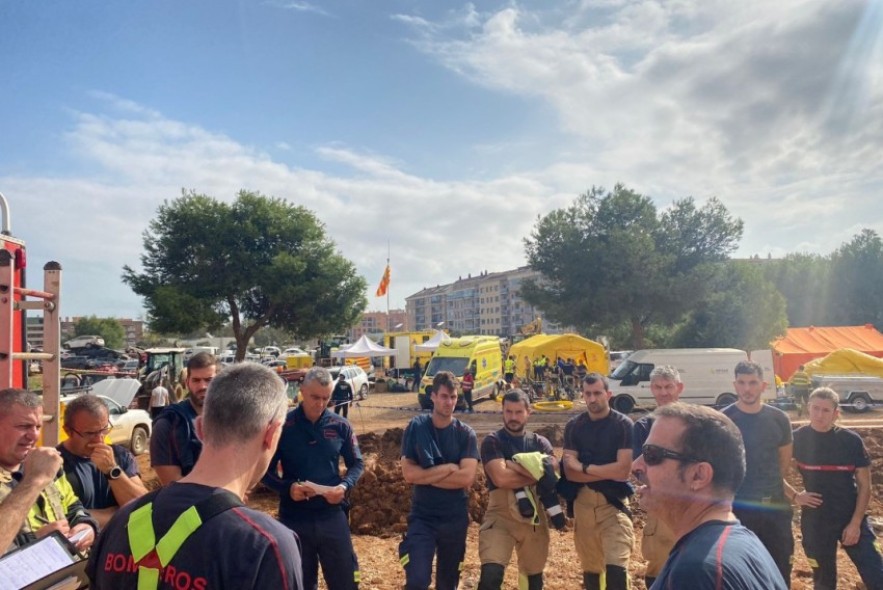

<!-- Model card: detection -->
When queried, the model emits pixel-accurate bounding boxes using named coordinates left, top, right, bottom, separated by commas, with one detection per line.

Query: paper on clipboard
left=0, top=533, right=78, bottom=590
left=301, top=480, right=340, bottom=495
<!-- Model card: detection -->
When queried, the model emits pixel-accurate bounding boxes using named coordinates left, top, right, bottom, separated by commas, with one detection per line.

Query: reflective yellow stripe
left=137, top=566, right=160, bottom=590
left=156, top=506, right=203, bottom=566
left=128, top=502, right=156, bottom=562
left=126, top=501, right=206, bottom=590
left=354, top=570, right=361, bottom=583
left=400, top=554, right=410, bottom=567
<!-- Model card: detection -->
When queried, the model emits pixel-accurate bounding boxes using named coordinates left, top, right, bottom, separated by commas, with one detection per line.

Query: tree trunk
left=630, top=317, right=645, bottom=350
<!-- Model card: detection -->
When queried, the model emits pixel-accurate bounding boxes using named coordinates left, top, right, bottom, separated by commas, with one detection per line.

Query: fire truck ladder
left=0, top=247, right=62, bottom=446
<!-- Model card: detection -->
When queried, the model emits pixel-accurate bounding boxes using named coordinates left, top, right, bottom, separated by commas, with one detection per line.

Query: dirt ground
left=137, top=391, right=883, bottom=589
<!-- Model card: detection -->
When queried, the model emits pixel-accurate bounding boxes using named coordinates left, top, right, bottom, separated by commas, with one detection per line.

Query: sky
left=2, top=0, right=882, bottom=320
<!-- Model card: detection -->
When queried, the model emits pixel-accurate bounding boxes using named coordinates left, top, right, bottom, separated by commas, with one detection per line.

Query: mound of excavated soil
left=349, top=426, right=572, bottom=537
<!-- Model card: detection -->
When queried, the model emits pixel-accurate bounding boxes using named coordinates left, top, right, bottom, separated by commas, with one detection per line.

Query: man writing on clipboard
left=0, top=389, right=97, bottom=555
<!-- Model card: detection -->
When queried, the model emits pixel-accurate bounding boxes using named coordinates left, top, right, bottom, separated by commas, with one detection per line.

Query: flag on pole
left=375, top=264, right=391, bottom=297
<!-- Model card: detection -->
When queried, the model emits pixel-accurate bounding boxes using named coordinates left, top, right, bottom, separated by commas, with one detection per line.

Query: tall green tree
left=671, top=261, right=787, bottom=349
left=828, top=229, right=883, bottom=328
left=522, top=184, right=743, bottom=348
left=763, top=253, right=832, bottom=327
left=73, top=316, right=126, bottom=349
left=123, top=190, right=367, bottom=360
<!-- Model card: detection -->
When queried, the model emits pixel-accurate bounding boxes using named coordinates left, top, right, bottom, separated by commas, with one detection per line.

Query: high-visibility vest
left=504, top=359, right=515, bottom=373
left=127, top=489, right=242, bottom=589
left=790, top=371, right=811, bottom=389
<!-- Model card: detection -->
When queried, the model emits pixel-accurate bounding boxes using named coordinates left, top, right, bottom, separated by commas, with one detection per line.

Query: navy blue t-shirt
left=632, top=414, right=654, bottom=458
left=58, top=444, right=140, bottom=510
left=86, top=482, right=303, bottom=590
left=793, top=425, right=870, bottom=526
left=722, top=404, right=791, bottom=502
left=653, top=520, right=787, bottom=589
left=401, top=414, right=479, bottom=519
left=564, top=410, right=633, bottom=469
left=262, top=406, right=364, bottom=520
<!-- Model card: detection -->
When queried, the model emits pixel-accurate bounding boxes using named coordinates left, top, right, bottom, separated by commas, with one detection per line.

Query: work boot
left=478, top=563, right=505, bottom=590
left=583, top=572, right=601, bottom=590
left=526, top=573, right=543, bottom=590
left=605, top=565, right=628, bottom=590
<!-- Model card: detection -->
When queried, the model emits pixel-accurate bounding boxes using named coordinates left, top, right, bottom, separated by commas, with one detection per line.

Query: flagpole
left=386, top=240, right=390, bottom=333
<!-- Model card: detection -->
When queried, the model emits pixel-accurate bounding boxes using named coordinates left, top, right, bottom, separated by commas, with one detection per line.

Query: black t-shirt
left=654, top=520, right=787, bottom=589
left=86, top=482, right=303, bottom=589
left=58, top=444, right=140, bottom=510
left=722, top=404, right=791, bottom=501
left=793, top=425, right=870, bottom=525
left=480, top=429, right=553, bottom=492
left=564, top=410, right=633, bottom=473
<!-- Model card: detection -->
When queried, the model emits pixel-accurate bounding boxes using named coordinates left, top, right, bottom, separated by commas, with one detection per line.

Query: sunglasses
left=641, top=443, right=700, bottom=466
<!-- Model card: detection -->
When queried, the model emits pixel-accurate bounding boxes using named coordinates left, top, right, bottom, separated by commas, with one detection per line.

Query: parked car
left=64, top=335, right=105, bottom=349
left=282, top=347, right=309, bottom=357
left=60, top=391, right=152, bottom=456
left=115, top=359, right=140, bottom=372
left=327, top=365, right=370, bottom=400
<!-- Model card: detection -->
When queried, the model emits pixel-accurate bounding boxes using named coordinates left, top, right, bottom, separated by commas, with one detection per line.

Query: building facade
left=406, top=267, right=564, bottom=338
left=348, top=309, right=408, bottom=341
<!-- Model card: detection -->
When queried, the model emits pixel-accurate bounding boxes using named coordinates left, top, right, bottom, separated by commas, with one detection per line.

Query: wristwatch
left=108, top=465, right=123, bottom=480
left=582, top=463, right=589, bottom=474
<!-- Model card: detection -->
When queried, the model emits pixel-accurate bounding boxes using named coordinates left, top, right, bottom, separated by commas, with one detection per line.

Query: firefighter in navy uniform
left=793, top=388, right=883, bottom=590
left=87, top=363, right=303, bottom=590
left=263, top=366, right=364, bottom=590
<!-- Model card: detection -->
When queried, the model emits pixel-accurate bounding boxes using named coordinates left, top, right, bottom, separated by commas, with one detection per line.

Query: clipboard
left=0, top=531, right=88, bottom=590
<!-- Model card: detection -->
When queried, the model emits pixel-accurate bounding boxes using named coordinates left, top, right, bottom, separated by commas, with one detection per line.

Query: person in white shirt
left=149, top=385, right=170, bottom=419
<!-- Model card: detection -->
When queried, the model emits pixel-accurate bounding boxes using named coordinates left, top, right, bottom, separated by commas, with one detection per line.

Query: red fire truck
left=0, top=192, right=63, bottom=445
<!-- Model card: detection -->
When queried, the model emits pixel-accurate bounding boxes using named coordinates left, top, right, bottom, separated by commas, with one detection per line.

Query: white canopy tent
left=414, top=330, right=450, bottom=353
left=331, top=334, right=396, bottom=358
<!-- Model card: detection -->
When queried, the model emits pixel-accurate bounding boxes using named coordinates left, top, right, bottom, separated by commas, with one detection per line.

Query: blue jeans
left=399, top=513, right=469, bottom=590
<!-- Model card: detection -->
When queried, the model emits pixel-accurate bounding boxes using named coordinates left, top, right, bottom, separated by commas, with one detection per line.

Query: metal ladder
left=0, top=192, right=63, bottom=445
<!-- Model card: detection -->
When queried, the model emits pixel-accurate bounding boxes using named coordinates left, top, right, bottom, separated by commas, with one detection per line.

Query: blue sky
left=2, top=0, right=882, bottom=321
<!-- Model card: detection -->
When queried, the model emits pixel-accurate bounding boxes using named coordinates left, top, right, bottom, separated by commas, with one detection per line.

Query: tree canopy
left=522, top=184, right=745, bottom=348
left=123, top=190, right=367, bottom=360
left=73, top=316, right=126, bottom=350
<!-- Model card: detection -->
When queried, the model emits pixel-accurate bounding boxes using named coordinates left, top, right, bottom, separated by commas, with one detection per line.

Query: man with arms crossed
left=562, top=373, right=634, bottom=590
left=477, top=389, right=557, bottom=590
left=400, top=371, right=479, bottom=590
left=263, top=367, right=364, bottom=590
left=58, top=394, right=148, bottom=528
left=722, top=360, right=794, bottom=585
left=632, top=366, right=683, bottom=588
left=150, top=352, right=218, bottom=485
left=632, top=403, right=786, bottom=589
left=792, top=387, right=883, bottom=589
left=87, top=362, right=303, bottom=589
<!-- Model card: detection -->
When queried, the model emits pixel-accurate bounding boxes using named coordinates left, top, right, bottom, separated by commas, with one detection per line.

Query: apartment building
left=348, top=309, right=408, bottom=341
left=406, top=267, right=563, bottom=338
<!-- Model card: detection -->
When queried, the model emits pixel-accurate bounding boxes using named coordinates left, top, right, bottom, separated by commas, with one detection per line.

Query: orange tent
left=771, top=324, right=883, bottom=380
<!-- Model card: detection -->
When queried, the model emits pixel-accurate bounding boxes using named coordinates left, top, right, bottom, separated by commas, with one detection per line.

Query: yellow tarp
left=803, top=348, right=883, bottom=378
left=509, top=334, right=609, bottom=376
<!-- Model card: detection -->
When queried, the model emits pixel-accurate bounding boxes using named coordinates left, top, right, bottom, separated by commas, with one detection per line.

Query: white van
left=607, top=348, right=748, bottom=412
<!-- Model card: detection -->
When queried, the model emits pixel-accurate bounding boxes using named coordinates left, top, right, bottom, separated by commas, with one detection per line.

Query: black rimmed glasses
left=641, top=443, right=700, bottom=466
left=70, top=424, right=113, bottom=439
